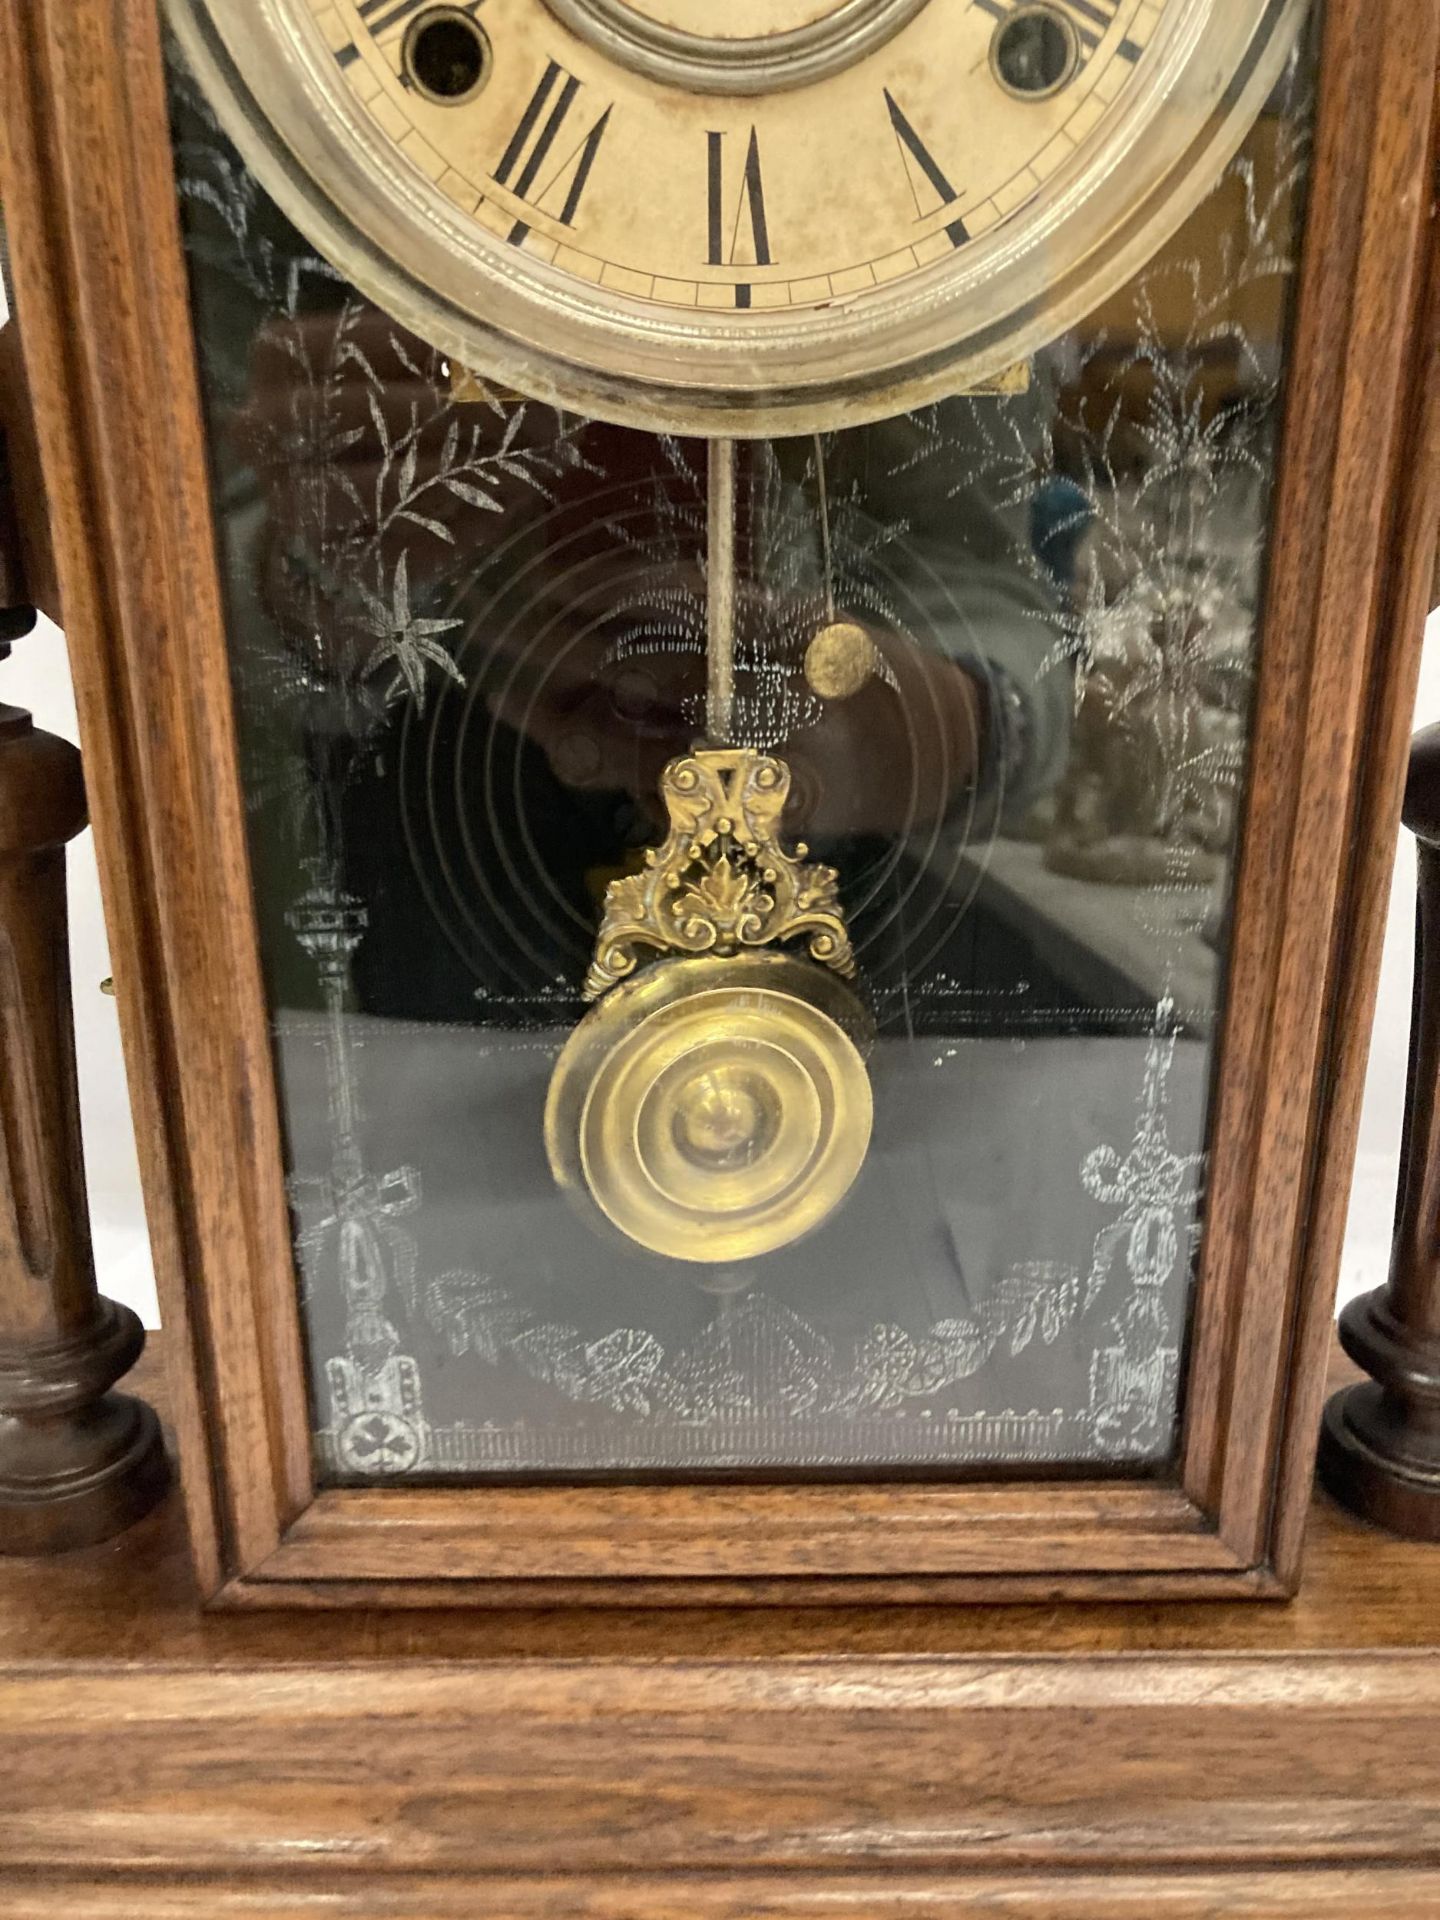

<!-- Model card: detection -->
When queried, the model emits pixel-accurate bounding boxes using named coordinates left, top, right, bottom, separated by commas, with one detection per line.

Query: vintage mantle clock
left=0, top=0, right=1435, bottom=1608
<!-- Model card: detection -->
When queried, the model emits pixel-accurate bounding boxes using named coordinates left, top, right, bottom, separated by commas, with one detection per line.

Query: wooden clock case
left=0, top=0, right=1437, bottom=1612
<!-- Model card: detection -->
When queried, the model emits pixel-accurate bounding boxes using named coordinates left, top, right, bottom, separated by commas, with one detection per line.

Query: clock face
left=169, top=0, right=1301, bottom=429
left=321, top=0, right=1153, bottom=313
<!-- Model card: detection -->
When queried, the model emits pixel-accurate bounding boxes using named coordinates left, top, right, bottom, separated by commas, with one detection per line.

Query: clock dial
left=168, top=0, right=1303, bottom=429
left=321, top=0, right=1139, bottom=311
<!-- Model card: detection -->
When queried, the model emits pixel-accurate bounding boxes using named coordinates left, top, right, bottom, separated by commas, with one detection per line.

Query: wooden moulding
left=0, top=0, right=1436, bottom=1603
left=3, top=1878, right=1440, bottom=1920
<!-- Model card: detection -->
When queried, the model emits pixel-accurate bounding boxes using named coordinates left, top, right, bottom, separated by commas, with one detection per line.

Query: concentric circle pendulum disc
left=545, top=952, right=873, bottom=1263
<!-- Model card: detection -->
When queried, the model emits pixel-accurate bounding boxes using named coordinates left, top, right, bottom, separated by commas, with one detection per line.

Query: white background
left=6, top=610, right=1437, bottom=1331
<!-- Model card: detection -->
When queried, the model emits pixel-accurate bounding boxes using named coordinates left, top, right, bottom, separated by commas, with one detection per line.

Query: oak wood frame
left=0, top=0, right=1435, bottom=1606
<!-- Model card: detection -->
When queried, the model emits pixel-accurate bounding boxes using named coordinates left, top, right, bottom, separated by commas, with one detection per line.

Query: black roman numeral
left=492, top=59, right=611, bottom=241
left=360, top=0, right=426, bottom=32
left=884, top=91, right=970, bottom=247
left=707, top=127, right=773, bottom=275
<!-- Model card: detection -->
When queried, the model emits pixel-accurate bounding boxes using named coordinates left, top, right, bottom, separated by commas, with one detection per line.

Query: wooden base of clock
left=0, top=1336, right=1435, bottom=1918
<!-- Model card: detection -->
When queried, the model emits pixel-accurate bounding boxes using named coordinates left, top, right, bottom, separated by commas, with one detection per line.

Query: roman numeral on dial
left=884, top=91, right=970, bottom=247
left=707, top=127, right=773, bottom=278
left=493, top=59, right=612, bottom=241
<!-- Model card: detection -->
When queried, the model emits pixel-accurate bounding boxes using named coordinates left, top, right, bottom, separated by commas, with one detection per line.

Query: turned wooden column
left=1320, top=721, right=1440, bottom=1538
left=0, top=635, right=168, bottom=1550
left=0, top=277, right=168, bottom=1550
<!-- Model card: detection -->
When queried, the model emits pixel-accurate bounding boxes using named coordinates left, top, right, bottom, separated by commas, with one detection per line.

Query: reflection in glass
left=168, top=25, right=1316, bottom=1480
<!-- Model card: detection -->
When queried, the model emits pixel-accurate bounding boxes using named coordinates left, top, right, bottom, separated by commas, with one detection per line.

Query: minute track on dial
left=313, top=0, right=1156, bottom=311
left=169, top=0, right=1304, bottom=430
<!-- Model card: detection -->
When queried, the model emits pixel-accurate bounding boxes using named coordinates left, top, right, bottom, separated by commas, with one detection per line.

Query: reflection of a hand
left=484, top=608, right=702, bottom=832
left=489, top=593, right=988, bottom=843
left=783, top=635, right=987, bottom=840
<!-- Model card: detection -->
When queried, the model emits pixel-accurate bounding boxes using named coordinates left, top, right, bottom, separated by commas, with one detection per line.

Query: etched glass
left=167, top=23, right=1318, bottom=1480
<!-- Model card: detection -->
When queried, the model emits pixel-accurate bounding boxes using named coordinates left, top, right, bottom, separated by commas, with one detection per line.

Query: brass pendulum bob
left=545, top=746, right=874, bottom=1264
left=545, top=441, right=873, bottom=1265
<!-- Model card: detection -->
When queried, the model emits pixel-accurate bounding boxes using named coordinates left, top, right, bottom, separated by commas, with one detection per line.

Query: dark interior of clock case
left=165, top=23, right=1318, bottom=1483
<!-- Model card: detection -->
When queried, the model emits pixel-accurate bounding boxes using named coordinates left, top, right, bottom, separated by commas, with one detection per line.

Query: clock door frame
left=2, top=0, right=1436, bottom=1607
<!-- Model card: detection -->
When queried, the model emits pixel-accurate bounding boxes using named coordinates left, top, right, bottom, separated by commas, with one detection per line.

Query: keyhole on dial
left=403, top=8, right=493, bottom=104
left=990, top=5, right=1079, bottom=99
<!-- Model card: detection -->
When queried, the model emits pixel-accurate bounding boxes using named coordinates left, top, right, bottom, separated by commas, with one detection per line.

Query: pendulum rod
left=706, top=436, right=737, bottom=745
left=814, top=432, right=838, bottom=626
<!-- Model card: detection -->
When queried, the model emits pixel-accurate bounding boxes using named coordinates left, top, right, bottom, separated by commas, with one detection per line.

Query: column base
left=1318, top=1383, right=1440, bottom=1541
left=0, top=1392, right=168, bottom=1554
left=0, top=1300, right=170, bottom=1554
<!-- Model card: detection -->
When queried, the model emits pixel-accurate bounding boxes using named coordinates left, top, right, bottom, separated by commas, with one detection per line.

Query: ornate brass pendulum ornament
left=545, top=442, right=873, bottom=1265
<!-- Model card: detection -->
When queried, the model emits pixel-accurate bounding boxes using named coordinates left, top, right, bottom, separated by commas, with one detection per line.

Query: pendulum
left=544, top=440, right=874, bottom=1265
